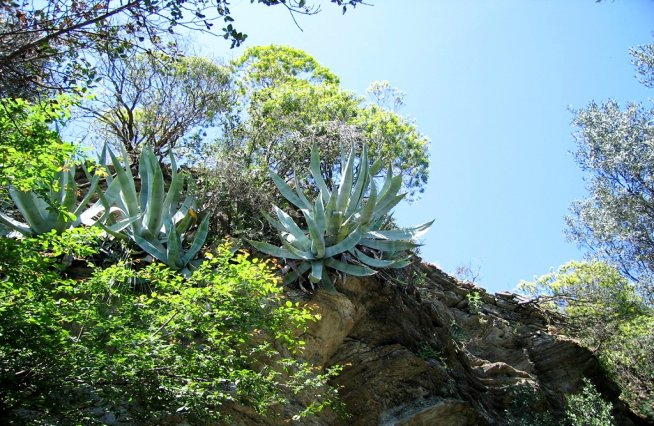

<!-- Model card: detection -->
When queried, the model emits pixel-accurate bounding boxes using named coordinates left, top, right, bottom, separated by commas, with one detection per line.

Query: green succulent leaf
left=324, top=227, right=362, bottom=257
left=270, top=170, right=310, bottom=210
left=303, top=209, right=325, bottom=258
left=357, top=179, right=377, bottom=226
left=181, top=214, right=210, bottom=265
left=283, top=261, right=311, bottom=285
left=351, top=247, right=400, bottom=268
left=249, top=240, right=308, bottom=260
left=365, top=220, right=434, bottom=241
left=273, top=205, right=310, bottom=247
left=358, top=238, right=419, bottom=252
left=325, top=257, right=376, bottom=276
left=309, top=260, right=324, bottom=283
left=281, top=238, right=316, bottom=260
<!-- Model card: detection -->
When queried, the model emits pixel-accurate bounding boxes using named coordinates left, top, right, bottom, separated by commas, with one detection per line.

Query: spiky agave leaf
left=95, top=145, right=209, bottom=270
left=250, top=144, right=433, bottom=291
left=0, top=162, right=104, bottom=236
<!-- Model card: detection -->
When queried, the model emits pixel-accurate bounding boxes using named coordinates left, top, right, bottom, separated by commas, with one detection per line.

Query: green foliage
left=0, top=233, right=338, bottom=423
left=566, top=43, right=654, bottom=299
left=90, top=53, right=233, bottom=161
left=0, top=163, right=104, bottom=236
left=0, top=0, right=364, bottom=97
left=352, top=104, right=430, bottom=193
left=250, top=145, right=432, bottom=291
left=565, top=379, right=616, bottom=426
left=232, top=45, right=340, bottom=88
left=466, top=291, right=483, bottom=315
left=519, top=261, right=649, bottom=349
left=416, top=343, right=447, bottom=366
left=502, top=385, right=557, bottom=426
left=0, top=98, right=78, bottom=196
left=219, top=45, right=430, bottom=198
left=448, top=319, right=467, bottom=342
left=519, top=260, right=654, bottom=420
left=97, top=145, right=209, bottom=273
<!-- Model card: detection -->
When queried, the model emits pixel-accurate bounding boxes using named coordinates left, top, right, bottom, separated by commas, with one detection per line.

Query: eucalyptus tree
left=87, top=52, right=232, bottom=161
left=566, top=43, right=654, bottom=300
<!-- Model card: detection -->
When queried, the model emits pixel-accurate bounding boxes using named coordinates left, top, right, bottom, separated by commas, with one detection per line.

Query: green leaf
left=8, top=187, right=46, bottom=234
left=108, top=147, right=141, bottom=230
left=282, top=261, right=311, bottom=285
left=281, top=239, right=315, bottom=260
left=372, top=193, right=405, bottom=221
left=165, top=220, right=183, bottom=268
left=162, top=151, right=184, bottom=220
left=181, top=214, right=210, bottom=265
left=142, top=147, right=166, bottom=234
left=346, top=145, right=370, bottom=218
left=324, top=227, right=362, bottom=257
left=134, top=232, right=167, bottom=261
left=270, top=170, right=310, bottom=210
left=336, top=147, right=355, bottom=214
left=351, top=248, right=399, bottom=268
left=358, top=238, right=418, bottom=252
left=249, top=240, right=307, bottom=260
left=303, top=209, right=325, bottom=258
left=357, top=179, right=377, bottom=226
left=325, top=257, right=376, bottom=276
left=273, top=205, right=310, bottom=246
left=365, top=220, right=434, bottom=241
left=309, top=260, right=323, bottom=283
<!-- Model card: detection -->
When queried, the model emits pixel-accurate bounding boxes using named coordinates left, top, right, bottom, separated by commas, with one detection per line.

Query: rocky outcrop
left=223, top=260, right=648, bottom=425
left=282, top=261, right=648, bottom=426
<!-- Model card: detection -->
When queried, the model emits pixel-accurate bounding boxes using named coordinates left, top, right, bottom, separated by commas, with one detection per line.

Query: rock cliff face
left=228, top=260, right=649, bottom=426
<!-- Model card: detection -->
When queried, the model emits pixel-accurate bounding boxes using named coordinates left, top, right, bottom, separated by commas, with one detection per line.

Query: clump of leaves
left=466, top=291, right=483, bottom=315
left=502, top=384, right=557, bottom=426
left=0, top=233, right=339, bottom=424
left=0, top=97, right=78, bottom=196
left=565, top=379, right=615, bottom=426
left=250, top=145, right=432, bottom=291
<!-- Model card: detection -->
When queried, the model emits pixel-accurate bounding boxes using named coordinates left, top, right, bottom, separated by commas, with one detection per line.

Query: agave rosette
left=250, top=145, right=432, bottom=291
left=0, top=161, right=103, bottom=236
left=93, top=145, right=209, bottom=273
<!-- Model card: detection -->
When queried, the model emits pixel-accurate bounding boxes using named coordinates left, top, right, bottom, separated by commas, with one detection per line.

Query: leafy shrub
left=0, top=97, right=78, bottom=196
left=565, top=379, right=615, bottom=426
left=0, top=232, right=339, bottom=424
left=466, top=291, right=483, bottom=315
left=502, top=384, right=557, bottom=426
left=197, top=146, right=278, bottom=243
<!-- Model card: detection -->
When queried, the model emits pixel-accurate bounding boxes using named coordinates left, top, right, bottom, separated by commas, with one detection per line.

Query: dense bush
left=565, top=379, right=616, bottom=426
left=0, top=231, right=338, bottom=424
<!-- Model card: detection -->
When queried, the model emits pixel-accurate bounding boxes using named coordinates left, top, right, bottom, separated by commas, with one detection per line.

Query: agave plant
left=250, top=145, right=432, bottom=291
left=95, top=144, right=209, bottom=273
left=0, top=163, right=103, bottom=236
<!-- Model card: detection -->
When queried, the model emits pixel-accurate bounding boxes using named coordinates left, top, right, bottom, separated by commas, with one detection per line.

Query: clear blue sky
left=192, top=0, right=653, bottom=293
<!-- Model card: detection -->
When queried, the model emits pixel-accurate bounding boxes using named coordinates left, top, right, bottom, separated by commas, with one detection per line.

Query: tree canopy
left=0, top=0, right=364, bottom=98
left=87, top=52, right=232, bottom=161
left=566, top=43, right=654, bottom=301
left=221, top=45, right=430, bottom=197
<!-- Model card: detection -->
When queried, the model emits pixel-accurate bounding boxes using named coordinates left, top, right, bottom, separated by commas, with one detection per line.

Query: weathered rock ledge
left=230, top=261, right=650, bottom=425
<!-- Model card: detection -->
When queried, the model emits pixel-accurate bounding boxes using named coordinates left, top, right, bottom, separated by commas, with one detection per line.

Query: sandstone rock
left=257, top=262, right=650, bottom=425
